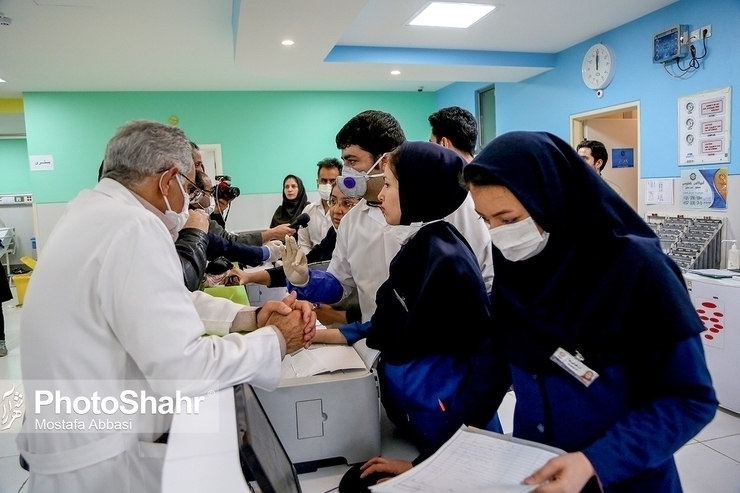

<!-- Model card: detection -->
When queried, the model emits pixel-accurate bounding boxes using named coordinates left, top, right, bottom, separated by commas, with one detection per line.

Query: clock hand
left=596, top=51, right=599, bottom=71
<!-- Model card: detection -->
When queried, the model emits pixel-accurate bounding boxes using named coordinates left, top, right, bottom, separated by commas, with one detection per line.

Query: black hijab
left=464, top=131, right=704, bottom=370
left=393, top=141, right=468, bottom=225
left=270, top=174, right=308, bottom=227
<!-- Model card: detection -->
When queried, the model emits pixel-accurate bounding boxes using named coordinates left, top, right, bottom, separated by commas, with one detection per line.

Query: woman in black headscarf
left=270, top=174, right=308, bottom=228
left=315, top=142, right=508, bottom=486
left=463, top=131, right=717, bottom=493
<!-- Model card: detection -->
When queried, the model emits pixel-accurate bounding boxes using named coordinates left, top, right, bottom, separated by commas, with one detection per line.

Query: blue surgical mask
left=336, top=154, right=385, bottom=199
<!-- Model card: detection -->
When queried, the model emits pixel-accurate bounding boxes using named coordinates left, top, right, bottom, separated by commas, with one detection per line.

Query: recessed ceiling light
left=281, top=39, right=294, bottom=46
left=408, top=2, right=495, bottom=28
left=0, top=77, right=5, bottom=83
left=391, top=70, right=401, bottom=75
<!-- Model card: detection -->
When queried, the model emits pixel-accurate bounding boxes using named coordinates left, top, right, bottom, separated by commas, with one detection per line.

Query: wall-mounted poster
left=678, top=86, right=731, bottom=166
left=612, top=148, right=634, bottom=168
left=680, top=168, right=728, bottom=210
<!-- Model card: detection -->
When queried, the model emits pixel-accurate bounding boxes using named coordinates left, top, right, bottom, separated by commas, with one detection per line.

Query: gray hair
left=101, top=120, right=193, bottom=187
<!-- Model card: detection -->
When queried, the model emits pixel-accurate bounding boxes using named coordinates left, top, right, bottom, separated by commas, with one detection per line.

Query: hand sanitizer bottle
left=724, top=240, right=740, bottom=270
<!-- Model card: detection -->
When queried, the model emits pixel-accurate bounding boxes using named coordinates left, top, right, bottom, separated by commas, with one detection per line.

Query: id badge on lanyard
left=550, top=347, right=599, bottom=387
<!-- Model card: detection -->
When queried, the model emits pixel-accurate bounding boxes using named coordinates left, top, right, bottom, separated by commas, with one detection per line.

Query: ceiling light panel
left=408, top=2, right=495, bottom=28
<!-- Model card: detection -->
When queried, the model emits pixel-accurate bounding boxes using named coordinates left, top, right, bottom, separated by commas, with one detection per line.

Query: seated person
left=270, top=174, right=308, bottom=228
left=233, top=184, right=361, bottom=324
left=310, top=142, right=506, bottom=481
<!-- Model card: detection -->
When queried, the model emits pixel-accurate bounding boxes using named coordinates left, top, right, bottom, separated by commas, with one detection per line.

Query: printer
left=254, top=353, right=381, bottom=470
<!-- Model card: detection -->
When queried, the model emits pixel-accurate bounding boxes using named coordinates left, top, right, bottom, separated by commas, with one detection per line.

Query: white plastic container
left=724, top=240, right=739, bottom=269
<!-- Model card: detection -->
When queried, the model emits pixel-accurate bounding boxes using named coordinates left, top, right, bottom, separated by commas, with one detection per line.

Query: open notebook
left=370, top=426, right=565, bottom=493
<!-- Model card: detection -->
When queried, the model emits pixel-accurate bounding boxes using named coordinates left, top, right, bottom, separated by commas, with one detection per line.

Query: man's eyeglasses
left=178, top=172, right=211, bottom=203
left=328, top=197, right=358, bottom=210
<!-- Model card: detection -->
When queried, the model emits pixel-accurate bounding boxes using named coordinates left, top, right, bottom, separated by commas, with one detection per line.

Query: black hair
left=190, top=141, right=199, bottom=150
left=97, top=160, right=105, bottom=182
left=335, top=110, right=406, bottom=160
left=577, top=139, right=608, bottom=171
left=316, top=157, right=343, bottom=176
left=428, top=106, right=478, bottom=155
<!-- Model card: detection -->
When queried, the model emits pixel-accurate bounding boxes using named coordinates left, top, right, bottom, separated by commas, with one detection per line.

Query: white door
left=197, top=144, right=223, bottom=180
left=584, top=119, right=639, bottom=211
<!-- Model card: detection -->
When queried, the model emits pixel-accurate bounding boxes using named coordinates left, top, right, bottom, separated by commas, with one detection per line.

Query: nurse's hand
left=360, top=457, right=412, bottom=480
left=282, top=236, right=309, bottom=286
left=280, top=291, right=316, bottom=347
left=524, top=452, right=595, bottom=493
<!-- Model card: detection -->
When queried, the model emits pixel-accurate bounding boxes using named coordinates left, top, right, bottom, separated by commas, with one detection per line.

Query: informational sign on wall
left=680, top=168, right=728, bottom=210
left=678, top=86, right=731, bottom=166
left=611, top=148, right=634, bottom=168
left=29, top=155, right=54, bottom=171
left=645, top=179, right=673, bottom=205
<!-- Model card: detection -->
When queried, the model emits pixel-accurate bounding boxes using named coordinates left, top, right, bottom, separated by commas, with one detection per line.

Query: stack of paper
left=282, top=345, right=367, bottom=378
left=370, top=426, right=563, bottom=493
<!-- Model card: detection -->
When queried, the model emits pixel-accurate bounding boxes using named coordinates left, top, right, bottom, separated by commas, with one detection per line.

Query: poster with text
left=680, top=168, right=728, bottom=210
left=678, top=86, right=731, bottom=165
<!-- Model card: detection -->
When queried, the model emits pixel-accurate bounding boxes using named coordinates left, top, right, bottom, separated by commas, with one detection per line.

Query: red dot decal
left=710, top=328, right=719, bottom=333
left=705, top=334, right=714, bottom=340
left=697, top=309, right=706, bottom=314
left=714, top=324, right=724, bottom=330
left=710, top=318, right=720, bottom=323
left=713, top=312, right=724, bottom=318
left=700, top=316, right=709, bottom=320
left=702, top=302, right=718, bottom=309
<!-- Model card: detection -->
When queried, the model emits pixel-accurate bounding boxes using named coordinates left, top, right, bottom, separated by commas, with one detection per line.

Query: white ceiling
left=0, top=0, right=676, bottom=97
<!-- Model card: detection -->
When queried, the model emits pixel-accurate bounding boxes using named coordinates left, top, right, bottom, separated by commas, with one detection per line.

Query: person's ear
left=159, top=166, right=179, bottom=194
left=440, top=137, right=452, bottom=149
left=596, top=159, right=604, bottom=172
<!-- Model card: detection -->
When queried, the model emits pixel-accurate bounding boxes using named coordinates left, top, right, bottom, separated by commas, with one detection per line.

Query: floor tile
left=704, top=433, right=740, bottom=463
left=693, top=408, right=740, bottom=442
left=0, top=455, right=28, bottom=493
left=675, top=442, right=740, bottom=493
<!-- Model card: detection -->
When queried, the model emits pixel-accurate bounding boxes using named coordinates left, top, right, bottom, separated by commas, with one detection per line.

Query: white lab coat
left=16, top=179, right=283, bottom=493
left=297, top=200, right=332, bottom=254
left=327, top=194, right=493, bottom=323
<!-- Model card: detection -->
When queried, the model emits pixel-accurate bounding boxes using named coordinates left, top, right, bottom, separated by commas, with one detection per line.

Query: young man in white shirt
left=297, top=158, right=342, bottom=254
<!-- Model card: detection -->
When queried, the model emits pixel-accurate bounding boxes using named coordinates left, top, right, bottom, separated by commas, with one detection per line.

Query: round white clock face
left=582, top=43, right=616, bottom=90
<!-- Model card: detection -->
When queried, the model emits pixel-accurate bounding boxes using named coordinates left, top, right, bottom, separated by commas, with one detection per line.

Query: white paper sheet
left=370, top=427, right=562, bottom=493
left=288, top=345, right=366, bottom=377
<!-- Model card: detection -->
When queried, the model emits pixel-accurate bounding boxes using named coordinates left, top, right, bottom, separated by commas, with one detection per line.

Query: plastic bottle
left=724, top=240, right=739, bottom=270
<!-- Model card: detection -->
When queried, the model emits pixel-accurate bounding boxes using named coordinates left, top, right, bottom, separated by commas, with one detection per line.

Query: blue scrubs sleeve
left=286, top=269, right=344, bottom=304
left=337, top=321, right=372, bottom=346
left=582, top=335, right=717, bottom=487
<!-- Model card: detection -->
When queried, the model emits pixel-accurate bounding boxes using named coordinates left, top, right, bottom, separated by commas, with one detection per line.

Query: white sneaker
left=0, top=340, right=7, bottom=357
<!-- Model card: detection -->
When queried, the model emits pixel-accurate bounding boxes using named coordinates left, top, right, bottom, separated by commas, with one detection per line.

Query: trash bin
left=12, top=273, right=32, bottom=306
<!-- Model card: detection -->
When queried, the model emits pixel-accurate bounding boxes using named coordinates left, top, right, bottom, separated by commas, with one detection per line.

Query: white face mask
left=203, top=196, right=216, bottom=216
left=489, top=217, right=549, bottom=261
left=336, top=154, right=386, bottom=199
left=318, top=183, right=333, bottom=202
left=160, top=173, right=190, bottom=233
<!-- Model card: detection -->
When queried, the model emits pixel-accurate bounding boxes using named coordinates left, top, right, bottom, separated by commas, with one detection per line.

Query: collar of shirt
left=129, top=189, right=179, bottom=240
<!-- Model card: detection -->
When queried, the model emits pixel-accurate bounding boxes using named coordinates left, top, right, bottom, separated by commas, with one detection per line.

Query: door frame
left=570, top=101, right=642, bottom=213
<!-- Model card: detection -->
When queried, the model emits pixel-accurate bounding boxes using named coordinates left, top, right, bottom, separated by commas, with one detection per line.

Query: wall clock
left=582, top=43, right=616, bottom=96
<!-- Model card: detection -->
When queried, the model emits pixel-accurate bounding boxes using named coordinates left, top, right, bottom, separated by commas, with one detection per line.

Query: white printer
left=254, top=366, right=381, bottom=469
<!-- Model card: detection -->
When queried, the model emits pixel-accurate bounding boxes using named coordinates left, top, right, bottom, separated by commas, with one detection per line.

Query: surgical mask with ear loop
left=317, top=183, right=333, bottom=202
left=489, top=217, right=550, bottom=262
left=203, top=196, right=216, bottom=215
left=336, top=154, right=386, bottom=199
left=160, top=173, right=190, bottom=233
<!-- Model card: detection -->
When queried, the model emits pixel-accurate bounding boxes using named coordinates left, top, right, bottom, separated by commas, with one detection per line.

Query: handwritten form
left=371, top=427, right=561, bottom=493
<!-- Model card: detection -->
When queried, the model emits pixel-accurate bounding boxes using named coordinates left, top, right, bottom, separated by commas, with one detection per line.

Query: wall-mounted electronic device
left=653, top=25, right=689, bottom=64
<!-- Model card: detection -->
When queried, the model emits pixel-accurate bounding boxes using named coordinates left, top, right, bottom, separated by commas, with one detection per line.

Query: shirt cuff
left=261, top=245, right=270, bottom=261
left=269, top=326, right=287, bottom=359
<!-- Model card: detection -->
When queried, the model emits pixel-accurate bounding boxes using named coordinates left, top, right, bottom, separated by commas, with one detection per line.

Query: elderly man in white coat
left=16, top=120, right=316, bottom=493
